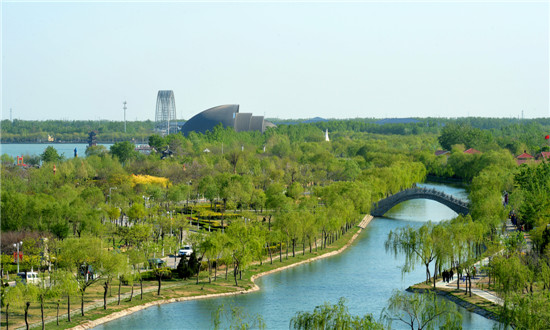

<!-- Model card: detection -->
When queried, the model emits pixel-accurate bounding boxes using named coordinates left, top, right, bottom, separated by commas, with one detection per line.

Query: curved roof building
left=181, top=104, right=275, bottom=135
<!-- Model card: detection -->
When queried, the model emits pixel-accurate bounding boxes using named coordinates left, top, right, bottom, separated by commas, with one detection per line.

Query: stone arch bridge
left=371, top=187, right=469, bottom=217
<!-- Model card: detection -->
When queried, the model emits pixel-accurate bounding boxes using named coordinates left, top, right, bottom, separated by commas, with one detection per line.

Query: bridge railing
left=371, top=187, right=469, bottom=214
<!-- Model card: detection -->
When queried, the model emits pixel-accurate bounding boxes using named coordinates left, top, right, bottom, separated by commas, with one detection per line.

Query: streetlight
left=109, top=187, right=117, bottom=204
left=187, top=181, right=191, bottom=207
left=13, top=241, right=23, bottom=273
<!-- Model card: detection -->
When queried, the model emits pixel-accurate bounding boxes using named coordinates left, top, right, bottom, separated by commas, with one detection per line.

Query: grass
left=409, top=280, right=502, bottom=317
left=1, top=227, right=362, bottom=329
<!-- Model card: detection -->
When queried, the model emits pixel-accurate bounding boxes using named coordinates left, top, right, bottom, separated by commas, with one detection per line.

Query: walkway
left=433, top=217, right=533, bottom=307
left=434, top=265, right=503, bottom=306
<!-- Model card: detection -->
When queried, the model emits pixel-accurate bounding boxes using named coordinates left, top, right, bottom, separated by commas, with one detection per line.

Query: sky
left=2, top=1, right=549, bottom=121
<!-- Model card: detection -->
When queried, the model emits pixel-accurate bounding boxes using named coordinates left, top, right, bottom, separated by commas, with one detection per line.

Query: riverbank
left=408, top=258, right=503, bottom=323
left=61, top=215, right=373, bottom=329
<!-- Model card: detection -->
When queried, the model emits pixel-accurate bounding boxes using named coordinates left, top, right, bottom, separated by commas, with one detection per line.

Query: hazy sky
left=2, top=1, right=549, bottom=121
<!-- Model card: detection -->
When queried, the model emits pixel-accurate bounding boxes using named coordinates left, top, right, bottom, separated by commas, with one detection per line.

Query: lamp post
left=13, top=241, right=23, bottom=273
left=187, top=181, right=191, bottom=207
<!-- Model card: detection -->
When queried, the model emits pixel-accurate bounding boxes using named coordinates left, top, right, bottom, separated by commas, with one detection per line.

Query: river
left=96, top=183, right=498, bottom=329
left=0, top=143, right=114, bottom=159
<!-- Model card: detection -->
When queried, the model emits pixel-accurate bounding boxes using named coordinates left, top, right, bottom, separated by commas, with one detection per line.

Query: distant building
left=435, top=150, right=450, bottom=156
left=325, top=129, right=330, bottom=142
left=135, top=145, right=153, bottom=155
left=516, top=151, right=534, bottom=165
left=181, top=104, right=275, bottom=135
left=464, top=148, right=481, bottom=154
left=155, top=90, right=177, bottom=136
left=536, top=151, right=550, bottom=161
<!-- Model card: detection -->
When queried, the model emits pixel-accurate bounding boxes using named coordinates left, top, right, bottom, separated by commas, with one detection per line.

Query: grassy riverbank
left=409, top=281, right=501, bottom=321
left=10, top=226, right=362, bottom=330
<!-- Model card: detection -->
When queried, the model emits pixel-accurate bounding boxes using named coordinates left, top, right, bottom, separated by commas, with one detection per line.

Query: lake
left=0, top=143, right=113, bottom=159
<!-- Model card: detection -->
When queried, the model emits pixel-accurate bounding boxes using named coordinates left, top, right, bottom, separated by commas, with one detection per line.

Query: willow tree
left=291, top=297, right=383, bottom=330
left=226, top=220, right=260, bottom=286
left=58, top=237, right=106, bottom=316
left=385, top=222, right=437, bottom=284
left=381, top=290, right=462, bottom=329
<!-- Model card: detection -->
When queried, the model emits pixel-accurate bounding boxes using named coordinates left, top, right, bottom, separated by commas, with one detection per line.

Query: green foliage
left=381, top=290, right=462, bottom=329
left=85, top=145, right=108, bottom=157
left=177, top=252, right=199, bottom=280
left=502, top=291, right=550, bottom=330
left=385, top=222, right=438, bottom=282
left=290, top=297, right=383, bottom=330
left=438, top=123, right=496, bottom=151
left=212, top=303, right=266, bottom=330
left=148, top=134, right=167, bottom=151
left=512, top=162, right=550, bottom=233
left=41, top=146, right=63, bottom=163
left=110, top=141, right=138, bottom=163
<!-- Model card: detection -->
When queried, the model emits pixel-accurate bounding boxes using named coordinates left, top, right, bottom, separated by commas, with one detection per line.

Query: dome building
left=181, top=104, right=275, bottom=135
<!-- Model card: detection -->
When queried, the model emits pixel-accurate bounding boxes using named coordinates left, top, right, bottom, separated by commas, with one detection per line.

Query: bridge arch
left=370, top=187, right=469, bottom=217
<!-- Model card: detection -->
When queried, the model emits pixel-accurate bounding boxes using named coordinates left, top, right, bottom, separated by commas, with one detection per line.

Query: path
left=433, top=216, right=532, bottom=307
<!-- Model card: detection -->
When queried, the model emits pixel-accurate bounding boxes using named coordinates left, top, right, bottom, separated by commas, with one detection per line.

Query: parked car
left=17, top=271, right=39, bottom=284
left=148, top=258, right=166, bottom=268
left=178, top=245, right=193, bottom=257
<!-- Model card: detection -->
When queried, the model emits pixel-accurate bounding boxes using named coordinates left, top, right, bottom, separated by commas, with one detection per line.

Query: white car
left=17, top=271, right=39, bottom=284
left=178, top=245, right=193, bottom=257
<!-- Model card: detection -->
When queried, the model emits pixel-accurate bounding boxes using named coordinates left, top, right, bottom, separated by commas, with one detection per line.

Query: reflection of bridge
left=371, top=187, right=469, bottom=217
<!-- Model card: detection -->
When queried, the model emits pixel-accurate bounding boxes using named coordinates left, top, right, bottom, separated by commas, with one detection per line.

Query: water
left=96, top=183, right=498, bottom=329
left=0, top=143, right=113, bottom=159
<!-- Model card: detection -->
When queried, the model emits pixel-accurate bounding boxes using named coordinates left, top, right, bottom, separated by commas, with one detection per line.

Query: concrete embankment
left=407, top=287, right=501, bottom=322
left=71, top=215, right=375, bottom=329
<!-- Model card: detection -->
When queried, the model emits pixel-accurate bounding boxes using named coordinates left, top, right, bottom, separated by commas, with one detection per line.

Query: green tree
left=226, top=220, right=258, bottom=286
left=290, top=297, right=383, bottom=330
left=2, top=283, right=23, bottom=330
left=127, top=248, right=147, bottom=300
left=110, top=141, right=137, bottom=164
left=19, top=282, right=40, bottom=330
left=148, top=134, right=167, bottom=151
left=153, top=267, right=172, bottom=296
left=85, top=145, right=107, bottom=157
left=58, top=237, right=106, bottom=316
left=385, top=222, right=437, bottom=284
left=381, top=290, right=462, bottom=329
left=41, top=146, right=62, bottom=163
left=51, top=269, right=79, bottom=324
left=212, top=303, right=266, bottom=330
left=99, top=252, right=127, bottom=310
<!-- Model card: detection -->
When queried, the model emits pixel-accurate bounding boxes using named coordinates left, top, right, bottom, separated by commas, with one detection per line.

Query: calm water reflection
left=96, top=183, right=498, bottom=329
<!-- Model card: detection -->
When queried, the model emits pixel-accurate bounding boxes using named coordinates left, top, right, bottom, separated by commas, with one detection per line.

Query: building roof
left=516, top=151, right=535, bottom=165
left=464, top=148, right=481, bottom=154
left=536, top=151, right=550, bottom=160
left=516, top=152, right=534, bottom=159
left=435, top=150, right=450, bottom=156
left=181, top=104, right=275, bottom=135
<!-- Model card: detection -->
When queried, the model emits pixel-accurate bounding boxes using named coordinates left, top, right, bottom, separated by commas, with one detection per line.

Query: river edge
left=406, top=287, right=502, bottom=322
left=69, top=215, right=374, bottom=329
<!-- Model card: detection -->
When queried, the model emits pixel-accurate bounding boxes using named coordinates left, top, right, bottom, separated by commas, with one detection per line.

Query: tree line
left=1, top=119, right=549, bottom=328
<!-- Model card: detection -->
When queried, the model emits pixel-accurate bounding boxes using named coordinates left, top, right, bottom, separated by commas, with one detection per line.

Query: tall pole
left=123, top=101, right=127, bottom=133
left=13, top=241, right=22, bottom=273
